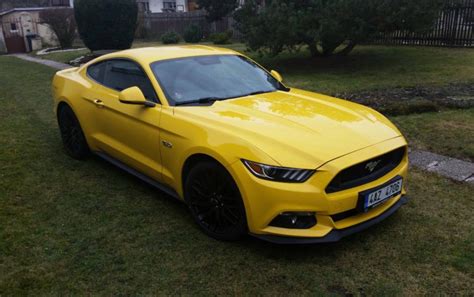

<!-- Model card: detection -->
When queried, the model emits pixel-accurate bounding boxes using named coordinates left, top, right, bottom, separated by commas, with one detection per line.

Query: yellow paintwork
left=52, top=45, right=408, bottom=239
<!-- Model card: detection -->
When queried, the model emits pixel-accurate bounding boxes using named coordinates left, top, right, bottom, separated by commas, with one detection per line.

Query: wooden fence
left=141, top=1, right=474, bottom=48
left=372, top=0, right=474, bottom=47
left=140, top=10, right=238, bottom=39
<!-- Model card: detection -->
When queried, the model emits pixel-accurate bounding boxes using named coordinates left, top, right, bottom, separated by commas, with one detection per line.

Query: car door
left=85, top=58, right=163, bottom=182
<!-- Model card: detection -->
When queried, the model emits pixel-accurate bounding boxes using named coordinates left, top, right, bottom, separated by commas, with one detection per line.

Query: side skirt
left=94, top=151, right=182, bottom=201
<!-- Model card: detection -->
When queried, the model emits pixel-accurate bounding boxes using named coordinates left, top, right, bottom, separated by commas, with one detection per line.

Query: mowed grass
left=37, top=41, right=474, bottom=94
left=1, top=56, right=474, bottom=295
left=393, top=109, right=474, bottom=162
left=260, top=45, right=474, bottom=94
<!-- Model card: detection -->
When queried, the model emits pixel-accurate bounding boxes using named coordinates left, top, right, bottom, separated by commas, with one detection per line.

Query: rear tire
left=184, top=161, right=247, bottom=241
left=58, top=104, right=89, bottom=160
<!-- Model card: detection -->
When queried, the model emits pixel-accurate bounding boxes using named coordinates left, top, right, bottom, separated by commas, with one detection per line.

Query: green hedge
left=183, top=25, right=203, bottom=43
left=75, top=0, right=138, bottom=51
left=210, top=31, right=233, bottom=45
left=161, top=31, right=181, bottom=44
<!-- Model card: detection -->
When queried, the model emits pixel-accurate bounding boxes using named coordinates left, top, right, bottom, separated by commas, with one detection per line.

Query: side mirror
left=119, top=87, right=155, bottom=107
left=270, top=70, right=283, bottom=82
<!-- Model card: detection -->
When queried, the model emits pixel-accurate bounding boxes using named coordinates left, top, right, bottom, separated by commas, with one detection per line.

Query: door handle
left=93, top=99, right=105, bottom=108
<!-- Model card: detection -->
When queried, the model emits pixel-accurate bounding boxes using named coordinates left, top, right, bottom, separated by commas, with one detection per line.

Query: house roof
left=0, top=7, right=60, bottom=17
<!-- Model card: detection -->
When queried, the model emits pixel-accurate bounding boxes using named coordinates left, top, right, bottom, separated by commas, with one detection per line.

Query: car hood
left=177, top=89, right=402, bottom=169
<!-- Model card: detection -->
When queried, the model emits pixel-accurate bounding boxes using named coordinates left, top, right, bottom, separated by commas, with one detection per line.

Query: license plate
left=361, top=178, right=403, bottom=211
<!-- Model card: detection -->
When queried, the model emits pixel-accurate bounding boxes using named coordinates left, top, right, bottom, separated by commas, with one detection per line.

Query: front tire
left=57, top=104, right=89, bottom=160
left=185, top=161, right=247, bottom=241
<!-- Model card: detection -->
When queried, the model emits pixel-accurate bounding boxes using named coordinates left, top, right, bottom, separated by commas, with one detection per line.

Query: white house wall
left=0, top=25, right=7, bottom=54
left=37, top=23, right=59, bottom=47
left=67, top=0, right=189, bottom=13
left=149, top=0, right=188, bottom=13
left=148, top=0, right=162, bottom=13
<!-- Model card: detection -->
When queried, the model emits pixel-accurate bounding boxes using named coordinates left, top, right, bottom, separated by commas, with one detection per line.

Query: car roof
left=90, top=45, right=241, bottom=66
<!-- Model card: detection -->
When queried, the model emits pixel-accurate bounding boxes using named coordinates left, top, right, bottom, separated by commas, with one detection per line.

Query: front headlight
left=242, top=160, right=315, bottom=183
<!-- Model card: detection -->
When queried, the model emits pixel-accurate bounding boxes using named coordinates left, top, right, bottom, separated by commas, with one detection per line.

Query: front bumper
left=251, top=195, right=409, bottom=244
left=229, top=136, right=409, bottom=241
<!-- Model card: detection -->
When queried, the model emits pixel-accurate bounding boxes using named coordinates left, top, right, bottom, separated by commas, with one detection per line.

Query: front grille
left=326, top=146, right=406, bottom=193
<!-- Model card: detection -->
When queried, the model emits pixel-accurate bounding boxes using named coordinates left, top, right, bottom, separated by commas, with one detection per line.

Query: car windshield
left=150, top=55, right=282, bottom=105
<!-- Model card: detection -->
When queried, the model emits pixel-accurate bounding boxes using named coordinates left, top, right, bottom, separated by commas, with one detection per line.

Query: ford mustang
left=52, top=45, right=409, bottom=243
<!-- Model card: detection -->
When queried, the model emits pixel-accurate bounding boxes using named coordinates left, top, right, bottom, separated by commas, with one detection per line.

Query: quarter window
left=87, top=61, right=106, bottom=83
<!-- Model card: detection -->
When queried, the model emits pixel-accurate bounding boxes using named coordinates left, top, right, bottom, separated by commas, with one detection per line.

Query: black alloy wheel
left=185, top=161, right=247, bottom=241
left=58, top=105, right=89, bottom=159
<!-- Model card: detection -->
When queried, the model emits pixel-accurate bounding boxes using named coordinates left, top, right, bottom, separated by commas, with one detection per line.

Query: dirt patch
left=333, top=83, right=474, bottom=115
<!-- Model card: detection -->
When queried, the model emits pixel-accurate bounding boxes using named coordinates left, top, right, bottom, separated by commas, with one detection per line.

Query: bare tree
left=40, top=8, right=76, bottom=49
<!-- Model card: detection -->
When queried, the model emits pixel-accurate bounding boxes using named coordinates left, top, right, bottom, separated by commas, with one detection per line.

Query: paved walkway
left=9, top=54, right=474, bottom=184
left=409, top=150, right=474, bottom=184
left=11, top=54, right=71, bottom=70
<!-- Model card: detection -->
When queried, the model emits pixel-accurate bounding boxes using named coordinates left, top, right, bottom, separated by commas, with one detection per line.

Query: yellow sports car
left=52, top=46, right=408, bottom=243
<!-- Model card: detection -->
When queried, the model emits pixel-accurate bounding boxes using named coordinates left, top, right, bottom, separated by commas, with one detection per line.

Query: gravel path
left=11, top=54, right=71, bottom=70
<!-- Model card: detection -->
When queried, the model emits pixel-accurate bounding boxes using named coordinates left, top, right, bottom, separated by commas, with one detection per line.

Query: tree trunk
left=307, top=43, right=321, bottom=57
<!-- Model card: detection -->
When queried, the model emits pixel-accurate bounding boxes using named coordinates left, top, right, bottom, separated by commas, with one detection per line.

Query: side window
left=103, top=60, right=157, bottom=102
left=87, top=61, right=106, bottom=83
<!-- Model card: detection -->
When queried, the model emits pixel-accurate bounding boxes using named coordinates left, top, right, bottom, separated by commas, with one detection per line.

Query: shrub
left=210, top=31, right=233, bottom=44
left=161, top=31, right=180, bottom=44
left=39, top=8, right=76, bottom=49
left=183, top=24, right=203, bottom=43
left=234, top=0, right=444, bottom=57
left=75, top=0, right=138, bottom=51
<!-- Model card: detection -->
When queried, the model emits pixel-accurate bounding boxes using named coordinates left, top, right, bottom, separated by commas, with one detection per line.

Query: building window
left=138, top=1, right=150, bottom=13
left=51, top=0, right=70, bottom=6
left=10, top=23, right=18, bottom=32
left=163, top=1, right=177, bottom=12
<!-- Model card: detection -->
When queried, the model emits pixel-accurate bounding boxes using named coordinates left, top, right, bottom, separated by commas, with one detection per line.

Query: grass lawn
left=35, top=41, right=474, bottom=94
left=261, top=46, right=474, bottom=94
left=1, top=56, right=474, bottom=295
left=393, top=109, right=474, bottom=162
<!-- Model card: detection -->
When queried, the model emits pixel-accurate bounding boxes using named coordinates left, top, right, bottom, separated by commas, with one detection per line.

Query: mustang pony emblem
left=365, top=160, right=381, bottom=173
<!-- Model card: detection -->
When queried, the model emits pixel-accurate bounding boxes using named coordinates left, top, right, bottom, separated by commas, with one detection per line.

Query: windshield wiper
left=174, top=90, right=280, bottom=106
left=175, top=97, right=223, bottom=106
left=239, top=90, right=279, bottom=98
